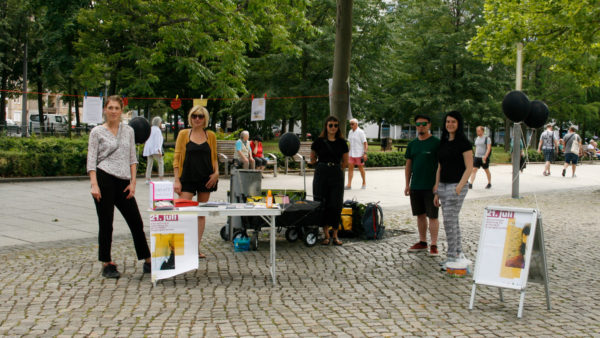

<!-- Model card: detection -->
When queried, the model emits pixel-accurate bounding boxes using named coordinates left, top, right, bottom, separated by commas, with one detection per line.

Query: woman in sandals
left=87, top=95, right=151, bottom=278
left=173, top=106, right=219, bottom=259
left=309, top=116, right=349, bottom=246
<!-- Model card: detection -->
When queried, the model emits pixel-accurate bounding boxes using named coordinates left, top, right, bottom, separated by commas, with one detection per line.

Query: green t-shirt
left=405, top=136, right=440, bottom=190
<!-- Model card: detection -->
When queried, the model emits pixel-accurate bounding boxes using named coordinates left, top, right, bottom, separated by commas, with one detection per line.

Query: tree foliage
left=469, top=0, right=600, bottom=87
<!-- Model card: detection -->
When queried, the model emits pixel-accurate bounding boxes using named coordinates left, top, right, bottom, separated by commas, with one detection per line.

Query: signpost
left=469, top=206, right=550, bottom=318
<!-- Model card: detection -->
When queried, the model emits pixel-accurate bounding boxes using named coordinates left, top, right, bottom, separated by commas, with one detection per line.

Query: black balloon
left=278, top=132, right=301, bottom=156
left=129, top=116, right=151, bottom=144
left=524, top=100, right=549, bottom=129
left=502, top=91, right=530, bottom=122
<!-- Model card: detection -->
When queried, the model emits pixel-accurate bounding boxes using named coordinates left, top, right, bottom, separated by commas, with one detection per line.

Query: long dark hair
left=318, top=115, right=344, bottom=140
left=441, top=110, right=468, bottom=142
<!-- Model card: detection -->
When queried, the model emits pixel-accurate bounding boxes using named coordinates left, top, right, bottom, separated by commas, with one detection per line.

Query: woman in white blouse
left=143, top=116, right=164, bottom=183
left=87, top=95, right=151, bottom=279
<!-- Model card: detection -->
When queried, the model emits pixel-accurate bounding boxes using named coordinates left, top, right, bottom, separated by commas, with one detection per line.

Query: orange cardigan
left=173, top=129, right=218, bottom=178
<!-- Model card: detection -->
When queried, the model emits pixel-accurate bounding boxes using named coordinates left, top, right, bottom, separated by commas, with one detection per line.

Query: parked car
left=29, top=114, right=69, bottom=133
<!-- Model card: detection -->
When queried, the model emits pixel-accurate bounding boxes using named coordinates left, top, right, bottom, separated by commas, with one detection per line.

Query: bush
left=365, top=151, right=406, bottom=167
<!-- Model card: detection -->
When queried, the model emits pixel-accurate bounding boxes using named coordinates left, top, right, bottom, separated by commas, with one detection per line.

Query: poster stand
left=468, top=206, right=550, bottom=318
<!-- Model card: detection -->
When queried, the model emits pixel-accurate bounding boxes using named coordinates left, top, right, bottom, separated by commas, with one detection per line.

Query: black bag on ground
left=338, top=200, right=364, bottom=238
left=362, top=202, right=384, bottom=240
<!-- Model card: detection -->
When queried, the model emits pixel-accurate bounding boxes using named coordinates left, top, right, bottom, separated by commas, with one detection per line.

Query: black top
left=180, top=140, right=213, bottom=183
left=311, top=137, right=349, bottom=164
left=438, top=137, right=472, bottom=183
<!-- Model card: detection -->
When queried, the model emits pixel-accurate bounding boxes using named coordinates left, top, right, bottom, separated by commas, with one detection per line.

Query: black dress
left=180, top=140, right=218, bottom=193
left=311, top=137, right=349, bottom=228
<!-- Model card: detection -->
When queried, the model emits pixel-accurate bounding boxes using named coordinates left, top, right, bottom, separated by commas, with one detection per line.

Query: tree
left=387, top=0, right=512, bottom=131
left=468, top=0, right=600, bottom=87
left=331, top=0, right=353, bottom=135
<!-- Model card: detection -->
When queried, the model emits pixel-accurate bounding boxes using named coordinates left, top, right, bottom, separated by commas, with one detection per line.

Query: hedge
left=0, top=136, right=409, bottom=178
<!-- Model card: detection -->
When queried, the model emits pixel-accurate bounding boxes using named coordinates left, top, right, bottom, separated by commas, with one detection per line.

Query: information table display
left=149, top=203, right=282, bottom=286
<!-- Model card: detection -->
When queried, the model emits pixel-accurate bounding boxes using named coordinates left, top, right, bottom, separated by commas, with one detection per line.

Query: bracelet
left=433, top=191, right=438, bottom=195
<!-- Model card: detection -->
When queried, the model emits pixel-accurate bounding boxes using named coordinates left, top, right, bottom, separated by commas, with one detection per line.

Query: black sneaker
left=485, top=183, right=491, bottom=189
left=143, top=262, right=151, bottom=274
left=562, top=169, right=566, bottom=177
left=468, top=183, right=473, bottom=189
left=102, top=264, right=121, bottom=279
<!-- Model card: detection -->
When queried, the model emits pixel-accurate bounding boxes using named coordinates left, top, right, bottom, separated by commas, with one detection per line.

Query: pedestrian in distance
left=345, top=118, right=368, bottom=190
left=537, top=123, right=559, bottom=176
left=309, top=116, right=349, bottom=246
left=560, top=126, right=583, bottom=178
left=404, top=114, right=441, bottom=256
left=143, top=116, right=165, bottom=184
left=173, top=106, right=219, bottom=259
left=433, top=111, right=473, bottom=271
left=468, top=126, right=492, bottom=189
left=87, top=95, right=151, bottom=278
left=234, top=130, right=255, bottom=169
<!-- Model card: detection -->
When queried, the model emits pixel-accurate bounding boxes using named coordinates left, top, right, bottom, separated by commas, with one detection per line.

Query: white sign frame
left=82, top=96, right=103, bottom=124
left=469, top=206, right=550, bottom=318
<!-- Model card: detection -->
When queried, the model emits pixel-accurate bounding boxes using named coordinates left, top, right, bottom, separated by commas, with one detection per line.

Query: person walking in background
left=250, top=135, right=267, bottom=173
left=433, top=111, right=473, bottom=271
left=143, top=116, right=164, bottom=184
left=345, top=118, right=368, bottom=190
left=537, top=123, right=559, bottom=176
left=234, top=131, right=255, bottom=169
left=560, top=126, right=583, bottom=177
left=87, top=95, right=151, bottom=278
left=309, top=116, right=349, bottom=246
left=173, top=106, right=219, bottom=259
left=404, top=114, right=440, bottom=256
left=469, top=126, right=492, bottom=189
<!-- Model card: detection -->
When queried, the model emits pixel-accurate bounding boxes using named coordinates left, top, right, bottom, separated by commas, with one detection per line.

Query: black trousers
left=312, top=164, right=344, bottom=228
left=94, top=169, right=151, bottom=263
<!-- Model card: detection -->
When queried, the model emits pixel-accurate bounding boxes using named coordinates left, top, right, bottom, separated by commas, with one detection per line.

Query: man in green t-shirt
left=404, top=115, right=441, bottom=256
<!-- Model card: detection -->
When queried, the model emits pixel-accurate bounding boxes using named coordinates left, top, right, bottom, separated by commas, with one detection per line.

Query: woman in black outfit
left=310, top=116, right=349, bottom=246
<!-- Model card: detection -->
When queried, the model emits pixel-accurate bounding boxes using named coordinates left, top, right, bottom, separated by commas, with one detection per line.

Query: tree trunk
left=331, top=0, right=353, bottom=137
left=301, top=100, right=308, bottom=140
left=0, top=71, right=7, bottom=124
left=36, top=69, right=44, bottom=133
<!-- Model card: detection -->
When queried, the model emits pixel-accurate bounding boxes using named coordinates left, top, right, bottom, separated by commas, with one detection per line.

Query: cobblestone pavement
left=1, top=186, right=599, bottom=336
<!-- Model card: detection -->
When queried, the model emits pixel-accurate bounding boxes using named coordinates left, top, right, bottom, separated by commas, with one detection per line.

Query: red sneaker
left=429, top=245, right=439, bottom=256
left=408, top=242, right=428, bottom=252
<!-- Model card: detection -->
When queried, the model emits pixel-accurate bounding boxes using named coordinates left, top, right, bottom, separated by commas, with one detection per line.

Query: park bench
left=284, top=141, right=312, bottom=175
left=217, top=140, right=278, bottom=177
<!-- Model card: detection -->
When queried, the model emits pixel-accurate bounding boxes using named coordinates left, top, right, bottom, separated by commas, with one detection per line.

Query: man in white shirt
left=345, top=118, right=368, bottom=189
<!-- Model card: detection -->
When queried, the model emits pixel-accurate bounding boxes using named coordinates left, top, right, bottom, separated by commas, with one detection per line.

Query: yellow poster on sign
left=500, top=219, right=529, bottom=279
left=193, top=98, right=208, bottom=107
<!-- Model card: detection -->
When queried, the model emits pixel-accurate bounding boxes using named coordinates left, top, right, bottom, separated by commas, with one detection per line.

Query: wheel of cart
left=301, top=227, right=319, bottom=247
left=250, top=231, right=259, bottom=250
left=285, top=227, right=300, bottom=242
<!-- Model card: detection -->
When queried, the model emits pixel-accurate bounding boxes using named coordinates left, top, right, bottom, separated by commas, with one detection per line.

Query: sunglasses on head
left=328, top=123, right=339, bottom=128
left=415, top=121, right=428, bottom=126
left=191, top=114, right=205, bottom=119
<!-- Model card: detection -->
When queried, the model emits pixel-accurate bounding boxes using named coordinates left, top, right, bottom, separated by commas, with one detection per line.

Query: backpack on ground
left=362, top=202, right=384, bottom=240
left=338, top=199, right=365, bottom=238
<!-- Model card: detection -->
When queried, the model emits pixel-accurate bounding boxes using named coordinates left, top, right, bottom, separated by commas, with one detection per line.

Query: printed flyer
left=474, top=208, right=537, bottom=289
left=149, top=212, right=198, bottom=283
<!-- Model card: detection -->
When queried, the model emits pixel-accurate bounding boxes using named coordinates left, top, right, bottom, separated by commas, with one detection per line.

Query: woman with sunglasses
left=87, top=95, right=151, bottom=278
left=173, top=106, right=219, bottom=259
left=309, top=116, right=349, bottom=246
left=433, top=111, right=473, bottom=270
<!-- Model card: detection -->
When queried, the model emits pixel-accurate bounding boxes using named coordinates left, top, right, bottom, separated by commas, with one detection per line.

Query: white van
left=29, top=114, right=69, bottom=133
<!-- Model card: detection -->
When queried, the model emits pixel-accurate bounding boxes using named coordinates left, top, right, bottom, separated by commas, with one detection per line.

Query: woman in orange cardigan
left=173, top=106, right=219, bottom=258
